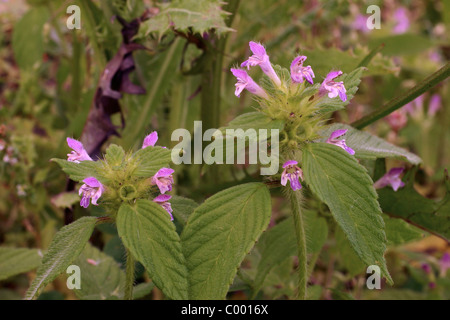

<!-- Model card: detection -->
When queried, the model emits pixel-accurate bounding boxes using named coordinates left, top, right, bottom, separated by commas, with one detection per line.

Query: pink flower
left=79, top=177, right=104, bottom=208
left=392, top=8, right=410, bottom=34
left=320, top=70, right=347, bottom=102
left=281, top=160, right=303, bottom=191
left=142, top=131, right=158, bottom=148
left=403, top=95, right=424, bottom=116
left=385, top=109, right=408, bottom=132
left=153, top=194, right=173, bottom=221
left=241, top=41, right=281, bottom=87
left=373, top=167, right=405, bottom=191
left=230, top=68, right=269, bottom=99
left=67, top=138, right=92, bottom=163
left=290, top=56, right=315, bottom=84
left=352, top=14, right=370, bottom=33
left=151, top=168, right=174, bottom=194
left=427, top=94, right=441, bottom=117
left=326, top=129, right=355, bottom=155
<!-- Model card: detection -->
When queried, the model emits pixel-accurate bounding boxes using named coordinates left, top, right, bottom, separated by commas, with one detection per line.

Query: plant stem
left=124, top=249, right=136, bottom=300
left=288, top=188, right=308, bottom=300
left=351, top=62, right=450, bottom=129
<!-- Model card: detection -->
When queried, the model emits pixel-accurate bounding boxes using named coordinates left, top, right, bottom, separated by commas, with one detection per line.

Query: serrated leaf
left=181, top=182, right=272, bottom=299
left=318, top=123, right=422, bottom=165
left=71, top=243, right=126, bottom=300
left=105, top=144, right=125, bottom=167
left=116, top=200, right=188, bottom=300
left=303, top=143, right=392, bottom=283
left=25, top=217, right=98, bottom=300
left=131, top=146, right=172, bottom=178
left=0, top=248, right=42, bottom=281
left=138, top=0, right=233, bottom=39
left=51, top=159, right=104, bottom=183
left=315, top=68, right=365, bottom=114
left=223, top=112, right=285, bottom=135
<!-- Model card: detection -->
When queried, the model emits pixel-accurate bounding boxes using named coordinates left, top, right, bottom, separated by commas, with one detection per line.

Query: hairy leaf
left=25, top=217, right=98, bottom=299
left=131, top=146, right=172, bottom=178
left=117, top=200, right=188, bottom=300
left=181, top=183, right=272, bottom=299
left=319, top=123, right=422, bottom=165
left=0, top=248, right=42, bottom=281
left=303, top=143, right=392, bottom=283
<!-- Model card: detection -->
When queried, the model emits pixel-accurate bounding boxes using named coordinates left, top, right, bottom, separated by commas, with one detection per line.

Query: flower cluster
left=231, top=41, right=354, bottom=192
left=231, top=41, right=347, bottom=103
left=66, top=132, right=174, bottom=221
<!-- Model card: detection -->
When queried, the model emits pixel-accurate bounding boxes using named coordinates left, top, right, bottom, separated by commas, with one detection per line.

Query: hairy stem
left=288, top=188, right=308, bottom=300
left=351, top=62, right=449, bottom=129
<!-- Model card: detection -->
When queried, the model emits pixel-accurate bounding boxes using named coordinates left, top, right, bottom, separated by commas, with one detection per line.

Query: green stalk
left=351, top=62, right=450, bottom=129
left=287, top=188, right=308, bottom=300
left=124, top=249, right=136, bottom=300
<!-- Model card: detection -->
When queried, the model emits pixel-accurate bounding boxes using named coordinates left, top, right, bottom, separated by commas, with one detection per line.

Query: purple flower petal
left=373, top=167, right=405, bottom=191
left=67, top=137, right=84, bottom=153
left=320, top=71, right=347, bottom=102
left=283, top=160, right=298, bottom=168
left=326, top=130, right=354, bottom=155
left=329, top=129, right=348, bottom=140
left=83, top=177, right=102, bottom=188
left=154, top=194, right=172, bottom=202
left=67, top=137, right=92, bottom=163
left=290, top=56, right=315, bottom=84
left=230, top=68, right=269, bottom=99
left=142, top=131, right=158, bottom=148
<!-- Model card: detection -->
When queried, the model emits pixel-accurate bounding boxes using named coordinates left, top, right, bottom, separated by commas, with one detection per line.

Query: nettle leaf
left=116, top=200, right=188, bottom=300
left=181, top=183, right=272, bottom=299
left=378, top=171, right=450, bottom=241
left=138, top=0, right=233, bottom=39
left=253, top=211, right=328, bottom=294
left=51, top=159, right=104, bottom=183
left=0, top=248, right=42, bottom=281
left=319, top=123, right=422, bottom=165
left=25, top=217, right=98, bottom=300
left=131, top=146, right=172, bottom=178
left=71, top=243, right=125, bottom=300
left=383, top=215, right=424, bottom=246
left=315, top=67, right=365, bottom=114
left=105, top=144, right=125, bottom=167
left=303, top=143, right=392, bottom=284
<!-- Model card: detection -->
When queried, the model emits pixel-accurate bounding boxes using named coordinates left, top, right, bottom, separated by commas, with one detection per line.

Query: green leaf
left=315, top=67, right=365, bottom=114
left=116, top=200, right=188, bottom=300
left=51, top=159, right=104, bottom=183
left=303, top=143, right=392, bottom=283
left=378, top=170, right=450, bottom=241
left=131, top=146, right=172, bottom=178
left=170, top=195, right=199, bottom=227
left=71, top=243, right=125, bottom=300
left=25, top=217, right=98, bottom=300
left=222, top=112, right=285, bottom=136
left=137, top=0, right=233, bottom=39
left=12, top=7, right=49, bottom=70
left=0, top=248, right=42, bottom=281
left=105, top=144, right=125, bottom=167
left=181, top=182, right=272, bottom=299
left=383, top=215, right=424, bottom=246
left=319, top=123, right=422, bottom=165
